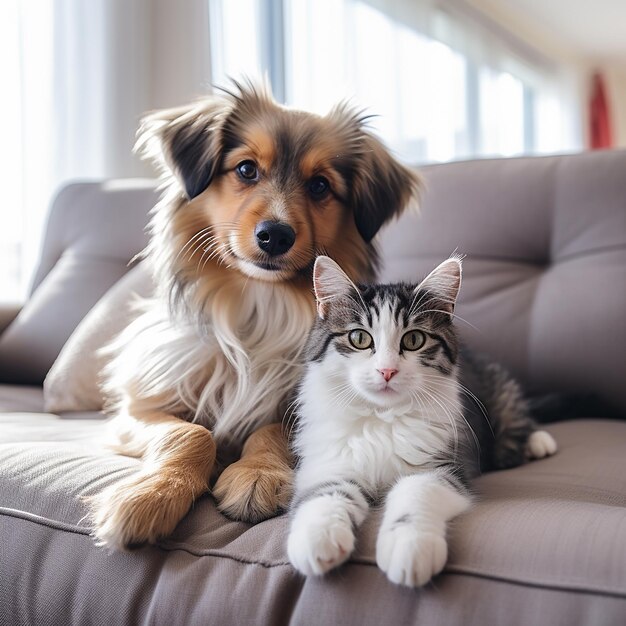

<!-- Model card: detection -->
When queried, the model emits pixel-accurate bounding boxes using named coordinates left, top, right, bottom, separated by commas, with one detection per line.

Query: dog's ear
left=135, top=97, right=233, bottom=199
left=351, top=131, right=422, bottom=243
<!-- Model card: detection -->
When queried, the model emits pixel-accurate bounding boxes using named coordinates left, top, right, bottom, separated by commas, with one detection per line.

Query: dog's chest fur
left=107, top=273, right=315, bottom=446
left=204, top=278, right=314, bottom=434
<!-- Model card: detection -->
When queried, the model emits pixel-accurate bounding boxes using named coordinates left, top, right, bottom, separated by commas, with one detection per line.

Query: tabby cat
left=287, top=255, right=557, bottom=587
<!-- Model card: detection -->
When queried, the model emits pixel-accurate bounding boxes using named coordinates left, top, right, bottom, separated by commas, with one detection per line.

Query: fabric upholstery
left=43, top=264, right=153, bottom=413
left=379, top=150, right=626, bottom=412
left=0, top=304, right=21, bottom=336
left=0, top=410, right=106, bottom=444
left=1, top=418, right=624, bottom=625
left=0, top=385, right=44, bottom=413
left=0, top=180, right=157, bottom=385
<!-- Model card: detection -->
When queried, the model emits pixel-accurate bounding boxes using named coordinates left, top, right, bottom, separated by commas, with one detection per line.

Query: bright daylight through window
left=209, top=0, right=581, bottom=164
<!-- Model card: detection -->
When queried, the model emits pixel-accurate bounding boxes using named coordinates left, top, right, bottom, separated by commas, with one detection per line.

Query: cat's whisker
left=419, top=373, right=493, bottom=437
left=330, top=384, right=360, bottom=407
left=413, top=384, right=461, bottom=457
left=408, top=389, right=430, bottom=422
left=339, top=389, right=361, bottom=410
left=407, top=289, right=432, bottom=318
left=323, top=378, right=353, bottom=398
left=414, top=309, right=480, bottom=332
left=283, top=397, right=302, bottom=442
left=419, top=381, right=481, bottom=461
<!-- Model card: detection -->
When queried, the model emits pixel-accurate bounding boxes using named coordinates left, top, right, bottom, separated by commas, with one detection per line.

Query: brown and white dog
left=90, top=81, right=421, bottom=548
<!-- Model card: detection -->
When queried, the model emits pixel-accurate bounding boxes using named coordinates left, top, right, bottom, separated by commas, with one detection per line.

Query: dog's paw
left=376, top=522, right=448, bottom=587
left=288, top=498, right=355, bottom=576
left=87, top=472, right=197, bottom=550
left=527, top=430, right=558, bottom=460
left=213, top=456, right=293, bottom=523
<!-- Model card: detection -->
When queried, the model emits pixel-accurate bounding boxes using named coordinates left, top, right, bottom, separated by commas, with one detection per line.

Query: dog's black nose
left=255, top=221, right=296, bottom=256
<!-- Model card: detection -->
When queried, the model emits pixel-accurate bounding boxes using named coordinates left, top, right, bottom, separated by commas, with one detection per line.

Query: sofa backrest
left=1, top=152, right=624, bottom=414
left=379, top=150, right=626, bottom=412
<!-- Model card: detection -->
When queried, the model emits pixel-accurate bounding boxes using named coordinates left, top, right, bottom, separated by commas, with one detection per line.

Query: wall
left=149, top=0, right=213, bottom=110
left=461, top=0, right=588, bottom=149
left=604, top=66, right=626, bottom=147
left=463, top=0, right=626, bottom=150
left=96, top=0, right=213, bottom=178
left=53, top=0, right=213, bottom=181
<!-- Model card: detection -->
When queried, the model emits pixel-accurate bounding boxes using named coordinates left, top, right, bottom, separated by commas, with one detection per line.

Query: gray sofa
left=1, top=151, right=625, bottom=625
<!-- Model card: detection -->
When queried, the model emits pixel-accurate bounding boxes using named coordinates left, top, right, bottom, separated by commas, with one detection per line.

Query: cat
left=286, top=255, right=557, bottom=587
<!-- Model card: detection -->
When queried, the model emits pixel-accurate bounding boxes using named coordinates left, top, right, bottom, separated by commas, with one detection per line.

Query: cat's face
left=306, top=256, right=462, bottom=409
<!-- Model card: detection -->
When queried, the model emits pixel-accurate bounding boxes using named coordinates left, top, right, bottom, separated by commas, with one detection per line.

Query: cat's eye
left=348, top=329, right=373, bottom=350
left=401, top=330, right=426, bottom=351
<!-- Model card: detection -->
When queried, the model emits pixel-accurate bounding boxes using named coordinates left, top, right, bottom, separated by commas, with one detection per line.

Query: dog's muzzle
left=255, top=221, right=295, bottom=256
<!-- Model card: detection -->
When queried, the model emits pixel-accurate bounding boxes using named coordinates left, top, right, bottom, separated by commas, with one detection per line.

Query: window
left=209, top=0, right=582, bottom=164
left=0, top=0, right=56, bottom=302
left=479, top=68, right=526, bottom=156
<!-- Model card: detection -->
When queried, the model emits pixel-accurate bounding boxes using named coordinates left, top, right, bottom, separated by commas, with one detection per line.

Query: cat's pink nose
left=378, top=368, right=398, bottom=382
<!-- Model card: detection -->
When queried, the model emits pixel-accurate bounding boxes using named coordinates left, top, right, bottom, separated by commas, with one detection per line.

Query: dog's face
left=138, top=82, right=421, bottom=283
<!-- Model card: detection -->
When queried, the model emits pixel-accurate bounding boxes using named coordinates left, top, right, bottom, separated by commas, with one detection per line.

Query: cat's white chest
left=349, top=411, right=453, bottom=483
left=353, top=418, right=424, bottom=482
left=296, top=386, right=459, bottom=493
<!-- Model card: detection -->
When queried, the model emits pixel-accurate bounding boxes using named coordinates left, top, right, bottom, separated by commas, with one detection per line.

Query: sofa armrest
left=0, top=179, right=157, bottom=385
left=0, top=303, right=21, bottom=337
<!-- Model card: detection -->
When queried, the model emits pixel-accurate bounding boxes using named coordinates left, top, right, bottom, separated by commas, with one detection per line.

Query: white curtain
left=0, top=0, right=212, bottom=303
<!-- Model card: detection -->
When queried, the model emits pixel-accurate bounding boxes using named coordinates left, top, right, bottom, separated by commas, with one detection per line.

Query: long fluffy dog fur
left=89, top=81, right=421, bottom=548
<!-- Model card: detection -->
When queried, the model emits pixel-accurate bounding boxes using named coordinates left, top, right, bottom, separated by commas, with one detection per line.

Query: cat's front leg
left=376, top=471, right=471, bottom=587
left=288, top=479, right=369, bottom=576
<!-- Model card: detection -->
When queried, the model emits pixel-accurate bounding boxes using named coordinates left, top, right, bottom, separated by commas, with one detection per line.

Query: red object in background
left=589, top=72, right=613, bottom=149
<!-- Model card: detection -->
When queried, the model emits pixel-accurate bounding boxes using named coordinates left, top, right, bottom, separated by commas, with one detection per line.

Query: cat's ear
left=313, top=256, right=358, bottom=319
left=415, top=256, right=462, bottom=316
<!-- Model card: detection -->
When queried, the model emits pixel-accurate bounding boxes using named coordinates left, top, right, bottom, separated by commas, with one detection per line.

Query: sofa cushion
left=43, top=263, right=153, bottom=413
left=0, top=303, right=20, bottom=336
left=379, top=150, right=626, bottom=413
left=0, top=180, right=156, bottom=385
left=1, top=417, right=624, bottom=625
left=0, top=410, right=106, bottom=444
left=0, top=385, right=44, bottom=413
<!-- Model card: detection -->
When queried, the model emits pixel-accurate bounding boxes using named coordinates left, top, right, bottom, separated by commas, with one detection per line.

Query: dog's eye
left=308, top=176, right=330, bottom=198
left=236, top=161, right=258, bottom=181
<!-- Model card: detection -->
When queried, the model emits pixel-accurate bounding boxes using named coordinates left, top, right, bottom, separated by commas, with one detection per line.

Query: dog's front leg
left=213, top=423, right=293, bottom=523
left=89, top=413, right=216, bottom=549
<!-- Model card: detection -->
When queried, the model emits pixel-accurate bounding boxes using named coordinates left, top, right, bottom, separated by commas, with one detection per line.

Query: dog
left=89, top=81, right=421, bottom=548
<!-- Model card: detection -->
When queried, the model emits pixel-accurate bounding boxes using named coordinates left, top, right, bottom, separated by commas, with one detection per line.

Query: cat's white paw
left=288, top=498, right=355, bottom=576
left=527, top=430, right=558, bottom=459
left=376, top=523, right=448, bottom=587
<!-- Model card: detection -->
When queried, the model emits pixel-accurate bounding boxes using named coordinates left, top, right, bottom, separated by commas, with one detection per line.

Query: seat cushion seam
left=2, top=507, right=625, bottom=598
